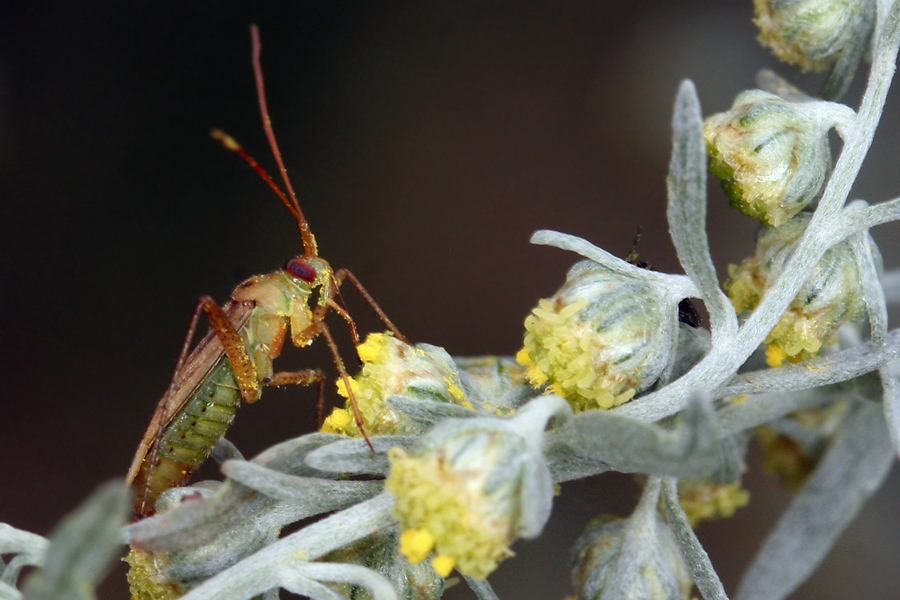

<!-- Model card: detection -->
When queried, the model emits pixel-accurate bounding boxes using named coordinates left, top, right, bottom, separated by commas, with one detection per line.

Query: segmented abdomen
left=133, top=354, right=241, bottom=514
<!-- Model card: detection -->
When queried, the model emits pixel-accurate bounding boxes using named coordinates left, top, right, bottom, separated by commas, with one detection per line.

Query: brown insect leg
left=315, top=375, right=326, bottom=430
left=138, top=296, right=259, bottom=516
left=263, top=368, right=324, bottom=387
left=200, top=298, right=260, bottom=403
left=318, top=322, right=375, bottom=452
left=325, top=297, right=361, bottom=346
left=333, top=268, right=409, bottom=344
left=263, top=368, right=328, bottom=430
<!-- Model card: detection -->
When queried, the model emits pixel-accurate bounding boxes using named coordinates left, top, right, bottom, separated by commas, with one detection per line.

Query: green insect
left=126, top=25, right=405, bottom=517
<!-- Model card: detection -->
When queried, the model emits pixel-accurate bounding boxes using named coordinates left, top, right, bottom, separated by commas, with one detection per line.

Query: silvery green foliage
left=318, top=529, right=445, bottom=600
left=4, top=2, right=900, bottom=599
left=570, top=479, right=692, bottom=600
left=0, top=524, right=48, bottom=600
left=0, top=480, right=127, bottom=600
left=454, top=356, right=542, bottom=412
left=735, top=402, right=893, bottom=600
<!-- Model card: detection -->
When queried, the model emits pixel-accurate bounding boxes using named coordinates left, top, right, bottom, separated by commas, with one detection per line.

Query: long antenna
left=210, top=129, right=301, bottom=223
left=250, top=24, right=318, bottom=257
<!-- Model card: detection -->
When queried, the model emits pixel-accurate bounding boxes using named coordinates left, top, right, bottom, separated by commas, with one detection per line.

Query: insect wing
left=125, top=302, right=253, bottom=485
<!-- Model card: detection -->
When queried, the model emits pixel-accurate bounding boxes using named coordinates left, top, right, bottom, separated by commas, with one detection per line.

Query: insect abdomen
left=136, top=355, right=242, bottom=514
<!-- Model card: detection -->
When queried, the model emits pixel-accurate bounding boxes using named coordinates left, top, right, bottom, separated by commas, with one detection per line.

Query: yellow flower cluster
left=725, top=215, right=869, bottom=367
left=517, top=297, right=642, bottom=411
left=321, top=332, right=466, bottom=437
left=386, top=446, right=515, bottom=579
left=756, top=401, right=849, bottom=491
left=755, top=425, right=815, bottom=491
left=124, top=548, right=181, bottom=600
left=677, top=480, right=751, bottom=527
left=727, top=262, right=829, bottom=367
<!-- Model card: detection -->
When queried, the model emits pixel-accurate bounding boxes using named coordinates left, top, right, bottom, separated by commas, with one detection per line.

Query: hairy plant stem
left=616, top=2, right=900, bottom=423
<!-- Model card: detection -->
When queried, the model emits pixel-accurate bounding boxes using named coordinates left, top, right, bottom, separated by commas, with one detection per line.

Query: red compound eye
left=286, top=258, right=316, bottom=282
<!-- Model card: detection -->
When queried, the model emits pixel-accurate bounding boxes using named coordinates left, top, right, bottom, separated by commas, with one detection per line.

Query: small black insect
left=626, top=228, right=701, bottom=328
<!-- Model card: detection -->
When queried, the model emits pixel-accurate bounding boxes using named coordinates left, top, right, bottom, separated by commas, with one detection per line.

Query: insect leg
left=317, top=321, right=375, bottom=452
left=263, top=368, right=324, bottom=387
left=323, top=297, right=361, bottom=346
left=263, top=368, right=328, bottom=431
left=332, top=268, right=409, bottom=343
left=314, top=375, right=326, bottom=430
left=289, top=287, right=375, bottom=449
left=199, top=297, right=260, bottom=403
left=137, top=296, right=259, bottom=516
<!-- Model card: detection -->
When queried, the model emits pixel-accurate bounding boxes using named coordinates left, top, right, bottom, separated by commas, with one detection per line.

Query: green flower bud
left=571, top=514, right=692, bottom=600
left=321, top=332, right=467, bottom=437
left=319, top=529, right=445, bottom=600
left=725, top=213, right=879, bottom=366
left=754, top=0, right=873, bottom=72
left=704, top=89, right=830, bottom=227
left=386, top=398, right=563, bottom=579
left=517, top=261, right=679, bottom=412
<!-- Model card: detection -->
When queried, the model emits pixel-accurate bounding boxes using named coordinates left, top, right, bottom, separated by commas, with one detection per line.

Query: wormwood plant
left=4, top=1, right=900, bottom=598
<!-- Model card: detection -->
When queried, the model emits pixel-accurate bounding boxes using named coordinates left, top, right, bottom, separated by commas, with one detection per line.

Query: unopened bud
left=704, top=89, right=830, bottom=227
left=319, top=529, right=445, bottom=600
left=754, top=0, right=873, bottom=72
left=726, top=213, right=879, bottom=366
left=517, top=261, right=678, bottom=411
left=571, top=514, right=692, bottom=600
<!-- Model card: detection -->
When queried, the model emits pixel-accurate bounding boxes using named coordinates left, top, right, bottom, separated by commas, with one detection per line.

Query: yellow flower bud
left=386, top=399, right=561, bottom=579
left=386, top=440, right=518, bottom=579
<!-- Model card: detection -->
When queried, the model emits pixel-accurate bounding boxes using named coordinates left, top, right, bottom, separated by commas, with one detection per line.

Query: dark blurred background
left=1, top=1, right=898, bottom=598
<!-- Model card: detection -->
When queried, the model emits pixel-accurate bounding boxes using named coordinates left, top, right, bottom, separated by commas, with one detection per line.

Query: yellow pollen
left=356, top=332, right=388, bottom=363
left=399, top=528, right=435, bottom=564
left=335, top=377, right=360, bottom=399
left=765, top=344, right=788, bottom=367
left=445, top=379, right=465, bottom=401
left=430, top=555, right=456, bottom=577
left=320, top=408, right=351, bottom=433
left=515, top=347, right=532, bottom=368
